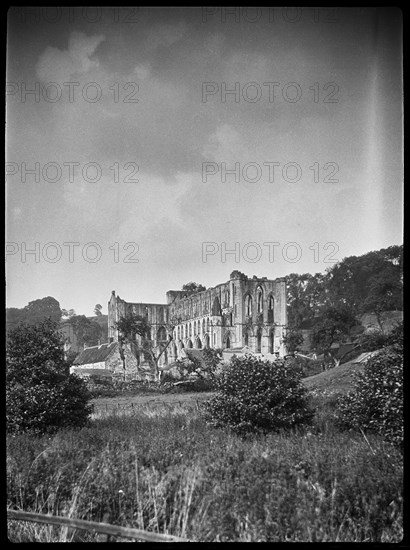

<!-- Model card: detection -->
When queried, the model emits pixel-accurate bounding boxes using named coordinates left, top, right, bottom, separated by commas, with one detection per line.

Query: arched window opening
left=245, top=295, right=252, bottom=317
left=268, top=296, right=275, bottom=323
left=244, top=332, right=249, bottom=347
left=157, top=326, right=167, bottom=342
left=257, top=287, right=263, bottom=314
left=226, top=336, right=231, bottom=349
left=256, top=329, right=262, bottom=353
left=196, top=337, right=202, bottom=349
left=187, top=339, right=193, bottom=349
left=212, top=297, right=221, bottom=316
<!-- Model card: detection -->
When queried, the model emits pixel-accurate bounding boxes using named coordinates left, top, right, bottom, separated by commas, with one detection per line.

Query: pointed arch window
left=245, top=295, right=252, bottom=317
left=257, top=287, right=263, bottom=314
left=268, top=296, right=275, bottom=323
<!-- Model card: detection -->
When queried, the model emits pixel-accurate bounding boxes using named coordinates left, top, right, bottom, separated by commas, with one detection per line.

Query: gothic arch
left=187, top=339, right=193, bottom=349
left=195, top=336, right=202, bottom=349
left=212, top=296, right=222, bottom=316
left=256, top=286, right=264, bottom=314
left=244, top=294, right=253, bottom=317
left=157, top=326, right=167, bottom=341
left=268, top=294, right=275, bottom=323
left=244, top=327, right=253, bottom=347
left=224, top=332, right=232, bottom=349
left=204, top=333, right=210, bottom=348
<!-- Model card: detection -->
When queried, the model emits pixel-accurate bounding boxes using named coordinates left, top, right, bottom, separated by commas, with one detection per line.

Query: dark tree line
left=286, top=245, right=403, bottom=353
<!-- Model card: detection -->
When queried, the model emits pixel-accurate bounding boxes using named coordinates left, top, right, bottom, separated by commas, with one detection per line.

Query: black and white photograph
left=6, top=6, right=403, bottom=543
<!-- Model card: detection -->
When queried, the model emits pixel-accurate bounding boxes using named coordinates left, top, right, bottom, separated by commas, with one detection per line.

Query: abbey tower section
left=167, top=271, right=287, bottom=358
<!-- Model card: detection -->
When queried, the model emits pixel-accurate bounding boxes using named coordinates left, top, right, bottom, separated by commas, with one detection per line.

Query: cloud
left=202, top=123, right=245, bottom=163
left=133, top=63, right=151, bottom=81
left=36, top=31, right=105, bottom=82
left=144, top=21, right=187, bottom=49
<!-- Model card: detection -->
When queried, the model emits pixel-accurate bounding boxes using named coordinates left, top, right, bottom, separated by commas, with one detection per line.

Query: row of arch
left=244, top=327, right=277, bottom=354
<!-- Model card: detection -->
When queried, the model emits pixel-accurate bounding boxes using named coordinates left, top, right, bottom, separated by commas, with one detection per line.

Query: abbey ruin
left=107, top=270, right=288, bottom=370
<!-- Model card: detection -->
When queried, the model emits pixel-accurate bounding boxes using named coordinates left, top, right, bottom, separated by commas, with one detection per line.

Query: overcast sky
left=6, top=7, right=402, bottom=315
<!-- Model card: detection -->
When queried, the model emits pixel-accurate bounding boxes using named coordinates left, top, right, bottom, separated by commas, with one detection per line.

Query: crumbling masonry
left=108, top=271, right=287, bottom=369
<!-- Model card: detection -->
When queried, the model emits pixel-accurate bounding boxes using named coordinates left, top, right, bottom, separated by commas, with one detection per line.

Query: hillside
left=302, top=359, right=365, bottom=394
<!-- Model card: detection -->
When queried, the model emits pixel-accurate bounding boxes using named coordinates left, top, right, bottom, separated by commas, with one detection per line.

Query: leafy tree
left=337, top=341, right=403, bottom=451
left=181, top=282, right=206, bottom=293
left=283, top=328, right=304, bottom=353
left=6, top=308, right=24, bottom=332
left=68, top=315, right=102, bottom=347
left=363, top=267, right=403, bottom=331
left=115, top=314, right=150, bottom=341
left=7, top=297, right=62, bottom=332
left=6, top=319, right=93, bottom=435
left=114, top=313, right=180, bottom=381
left=310, top=306, right=358, bottom=362
left=202, top=347, right=223, bottom=378
left=61, top=308, right=76, bottom=319
left=94, top=304, right=103, bottom=316
left=286, top=273, right=325, bottom=328
left=203, top=355, right=313, bottom=435
left=358, top=321, right=403, bottom=352
left=23, top=296, right=62, bottom=325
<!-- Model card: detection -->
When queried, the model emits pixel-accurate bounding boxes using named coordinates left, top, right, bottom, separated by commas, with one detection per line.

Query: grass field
left=7, top=367, right=403, bottom=542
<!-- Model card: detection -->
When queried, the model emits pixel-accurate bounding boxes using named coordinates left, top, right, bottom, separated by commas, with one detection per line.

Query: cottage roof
left=73, top=342, right=117, bottom=365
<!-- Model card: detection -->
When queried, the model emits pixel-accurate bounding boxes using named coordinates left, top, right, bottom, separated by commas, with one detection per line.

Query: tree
left=181, top=282, right=206, bottom=293
left=114, top=313, right=179, bottom=381
left=363, top=266, right=403, bottom=332
left=94, top=304, right=103, bottom=316
left=61, top=308, right=76, bottom=319
left=283, top=328, right=304, bottom=353
left=7, top=297, right=62, bottom=332
left=310, top=306, right=358, bottom=366
left=203, top=355, right=313, bottom=435
left=23, top=297, right=62, bottom=325
left=68, top=315, right=101, bottom=348
left=6, top=319, right=93, bottom=435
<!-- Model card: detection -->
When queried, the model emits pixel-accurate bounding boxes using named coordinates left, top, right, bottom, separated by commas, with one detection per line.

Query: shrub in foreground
left=6, top=319, right=93, bottom=435
left=203, top=355, right=314, bottom=434
left=337, top=343, right=403, bottom=450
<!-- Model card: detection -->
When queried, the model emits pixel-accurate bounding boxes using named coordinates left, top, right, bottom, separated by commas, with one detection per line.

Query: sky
left=6, top=7, right=403, bottom=316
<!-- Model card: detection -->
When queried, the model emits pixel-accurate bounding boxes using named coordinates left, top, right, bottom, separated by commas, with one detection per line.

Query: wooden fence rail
left=7, top=509, right=189, bottom=542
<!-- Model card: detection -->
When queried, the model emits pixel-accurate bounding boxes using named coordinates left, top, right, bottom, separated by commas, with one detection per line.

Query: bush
left=337, top=343, right=403, bottom=450
left=6, top=319, right=93, bottom=435
left=203, top=355, right=314, bottom=435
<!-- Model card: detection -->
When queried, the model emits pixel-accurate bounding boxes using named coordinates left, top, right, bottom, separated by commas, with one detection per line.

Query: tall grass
left=7, top=403, right=403, bottom=542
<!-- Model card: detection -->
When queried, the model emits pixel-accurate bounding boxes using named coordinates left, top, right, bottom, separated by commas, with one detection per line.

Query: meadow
left=7, top=389, right=403, bottom=543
